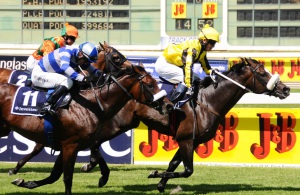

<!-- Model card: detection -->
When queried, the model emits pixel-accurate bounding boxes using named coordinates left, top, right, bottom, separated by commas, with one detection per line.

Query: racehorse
left=5, top=55, right=291, bottom=192
left=79, top=57, right=290, bottom=192
left=0, top=45, right=167, bottom=195
left=5, top=41, right=167, bottom=176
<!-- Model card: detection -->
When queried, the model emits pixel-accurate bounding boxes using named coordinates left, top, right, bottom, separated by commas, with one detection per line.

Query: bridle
left=95, top=45, right=162, bottom=109
left=99, top=46, right=128, bottom=74
left=246, top=60, right=279, bottom=95
left=107, top=65, right=155, bottom=105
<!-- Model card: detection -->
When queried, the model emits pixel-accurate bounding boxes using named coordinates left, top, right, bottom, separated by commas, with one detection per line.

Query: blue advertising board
left=0, top=130, right=132, bottom=164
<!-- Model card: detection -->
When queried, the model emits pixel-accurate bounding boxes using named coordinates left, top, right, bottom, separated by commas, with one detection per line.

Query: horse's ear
left=99, top=42, right=104, bottom=50
left=139, top=61, right=144, bottom=67
left=240, top=57, right=246, bottom=64
left=104, top=41, right=110, bottom=47
left=244, top=57, right=251, bottom=64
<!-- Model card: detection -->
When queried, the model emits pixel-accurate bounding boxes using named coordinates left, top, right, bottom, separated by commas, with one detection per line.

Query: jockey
left=26, top=23, right=79, bottom=72
left=154, top=24, right=220, bottom=105
left=31, top=42, right=101, bottom=115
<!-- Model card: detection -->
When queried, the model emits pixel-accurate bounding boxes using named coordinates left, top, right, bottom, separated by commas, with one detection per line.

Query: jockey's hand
left=211, top=68, right=219, bottom=75
left=94, top=70, right=102, bottom=77
left=82, top=75, right=93, bottom=83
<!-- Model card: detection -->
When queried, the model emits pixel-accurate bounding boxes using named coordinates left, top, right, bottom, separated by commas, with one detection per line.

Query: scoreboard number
left=175, top=19, right=192, bottom=30
left=197, top=19, right=214, bottom=29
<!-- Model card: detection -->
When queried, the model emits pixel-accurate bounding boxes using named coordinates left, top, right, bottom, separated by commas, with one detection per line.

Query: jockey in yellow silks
left=154, top=24, right=220, bottom=105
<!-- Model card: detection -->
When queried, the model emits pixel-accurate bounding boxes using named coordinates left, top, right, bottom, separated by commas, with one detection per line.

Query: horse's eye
left=261, top=72, right=268, bottom=77
left=112, top=56, right=120, bottom=62
left=148, top=84, right=154, bottom=89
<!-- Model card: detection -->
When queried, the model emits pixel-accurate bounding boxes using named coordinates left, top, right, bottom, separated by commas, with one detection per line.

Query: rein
left=109, top=74, right=133, bottom=99
left=78, top=65, right=104, bottom=112
left=211, top=69, right=252, bottom=92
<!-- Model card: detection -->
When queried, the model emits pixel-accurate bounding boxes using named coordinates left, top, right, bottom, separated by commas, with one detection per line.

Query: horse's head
left=229, top=58, right=290, bottom=99
left=92, top=41, right=132, bottom=74
left=120, top=65, right=168, bottom=114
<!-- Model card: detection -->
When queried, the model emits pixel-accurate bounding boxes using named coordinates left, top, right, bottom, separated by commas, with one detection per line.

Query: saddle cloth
left=11, top=86, right=46, bottom=116
left=8, top=70, right=31, bottom=87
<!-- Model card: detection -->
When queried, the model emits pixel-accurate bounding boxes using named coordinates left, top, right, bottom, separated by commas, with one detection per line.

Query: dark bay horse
left=3, top=56, right=290, bottom=192
left=80, top=57, right=290, bottom=192
left=4, top=41, right=166, bottom=176
left=0, top=48, right=166, bottom=195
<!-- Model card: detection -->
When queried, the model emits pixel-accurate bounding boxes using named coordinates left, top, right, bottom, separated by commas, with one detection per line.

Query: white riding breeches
left=26, top=55, right=39, bottom=73
left=31, top=65, right=73, bottom=89
left=155, top=55, right=184, bottom=85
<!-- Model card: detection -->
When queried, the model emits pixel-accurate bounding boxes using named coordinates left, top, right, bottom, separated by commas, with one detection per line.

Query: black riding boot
left=170, top=83, right=188, bottom=104
left=41, top=85, right=68, bottom=115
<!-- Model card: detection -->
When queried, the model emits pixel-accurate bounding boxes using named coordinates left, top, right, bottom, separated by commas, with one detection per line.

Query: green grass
left=291, top=88, right=300, bottom=93
left=1, top=162, right=300, bottom=194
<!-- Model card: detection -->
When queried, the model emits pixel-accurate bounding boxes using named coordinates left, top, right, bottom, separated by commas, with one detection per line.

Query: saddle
left=34, top=86, right=72, bottom=110
left=159, top=77, right=200, bottom=109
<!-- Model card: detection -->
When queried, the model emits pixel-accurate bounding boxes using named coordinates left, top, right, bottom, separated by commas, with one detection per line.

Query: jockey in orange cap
left=26, top=23, right=79, bottom=72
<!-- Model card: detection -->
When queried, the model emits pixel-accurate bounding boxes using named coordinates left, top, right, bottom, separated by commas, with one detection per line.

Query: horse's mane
left=200, top=59, right=249, bottom=87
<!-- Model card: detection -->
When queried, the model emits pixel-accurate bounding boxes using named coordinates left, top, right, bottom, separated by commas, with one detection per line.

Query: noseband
left=248, top=62, right=278, bottom=95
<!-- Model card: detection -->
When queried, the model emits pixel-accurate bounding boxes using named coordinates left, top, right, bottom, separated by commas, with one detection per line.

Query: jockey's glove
left=82, top=75, right=94, bottom=83
left=94, top=70, right=102, bottom=77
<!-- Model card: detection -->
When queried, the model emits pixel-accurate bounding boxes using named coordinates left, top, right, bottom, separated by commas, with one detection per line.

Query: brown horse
left=5, top=41, right=167, bottom=176
left=0, top=47, right=166, bottom=195
left=79, top=57, right=290, bottom=192
left=5, top=56, right=291, bottom=192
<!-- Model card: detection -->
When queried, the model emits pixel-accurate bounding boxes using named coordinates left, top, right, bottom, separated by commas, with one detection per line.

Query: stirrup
left=186, top=87, right=193, bottom=96
left=41, top=104, right=56, bottom=115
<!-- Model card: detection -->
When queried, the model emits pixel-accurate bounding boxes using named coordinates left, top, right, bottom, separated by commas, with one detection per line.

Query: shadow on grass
left=0, top=166, right=53, bottom=174
left=3, top=183, right=300, bottom=195
left=0, top=164, right=167, bottom=175
left=88, top=183, right=300, bottom=194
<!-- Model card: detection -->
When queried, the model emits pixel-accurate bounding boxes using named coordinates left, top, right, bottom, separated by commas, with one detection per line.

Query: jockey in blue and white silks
left=31, top=42, right=100, bottom=115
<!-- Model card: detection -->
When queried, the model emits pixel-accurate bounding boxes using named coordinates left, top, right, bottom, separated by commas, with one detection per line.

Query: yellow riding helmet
left=198, top=24, right=220, bottom=43
left=61, top=23, right=79, bottom=38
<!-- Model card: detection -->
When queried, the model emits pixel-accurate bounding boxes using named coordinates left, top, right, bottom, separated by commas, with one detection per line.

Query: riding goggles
left=82, top=52, right=98, bottom=63
left=66, top=36, right=76, bottom=42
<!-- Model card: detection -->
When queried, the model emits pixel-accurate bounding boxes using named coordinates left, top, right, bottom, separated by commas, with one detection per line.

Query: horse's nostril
left=284, top=87, right=290, bottom=94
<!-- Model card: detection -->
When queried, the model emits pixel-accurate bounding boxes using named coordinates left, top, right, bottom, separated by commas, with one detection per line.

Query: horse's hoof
left=8, top=169, right=15, bottom=176
left=80, top=164, right=89, bottom=172
left=170, top=185, right=182, bottom=194
left=148, top=170, right=158, bottom=178
left=23, top=181, right=39, bottom=189
left=11, top=178, right=24, bottom=187
left=98, top=177, right=108, bottom=188
left=157, top=183, right=165, bottom=193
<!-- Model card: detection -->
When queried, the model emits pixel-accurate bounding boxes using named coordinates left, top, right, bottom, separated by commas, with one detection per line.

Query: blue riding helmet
left=78, top=42, right=98, bottom=63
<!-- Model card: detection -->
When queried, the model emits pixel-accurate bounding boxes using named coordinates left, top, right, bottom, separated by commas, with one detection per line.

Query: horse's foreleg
left=12, top=153, right=64, bottom=189
left=80, top=145, right=100, bottom=173
left=97, top=151, right=110, bottom=187
left=62, top=143, right=78, bottom=195
left=80, top=145, right=110, bottom=187
left=155, top=149, right=183, bottom=192
left=9, top=143, right=45, bottom=175
left=148, top=139, right=194, bottom=192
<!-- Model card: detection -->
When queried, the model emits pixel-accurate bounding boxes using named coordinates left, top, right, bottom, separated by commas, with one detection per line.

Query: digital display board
left=1, top=0, right=300, bottom=47
left=0, top=0, right=160, bottom=45
left=165, top=0, right=223, bottom=38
